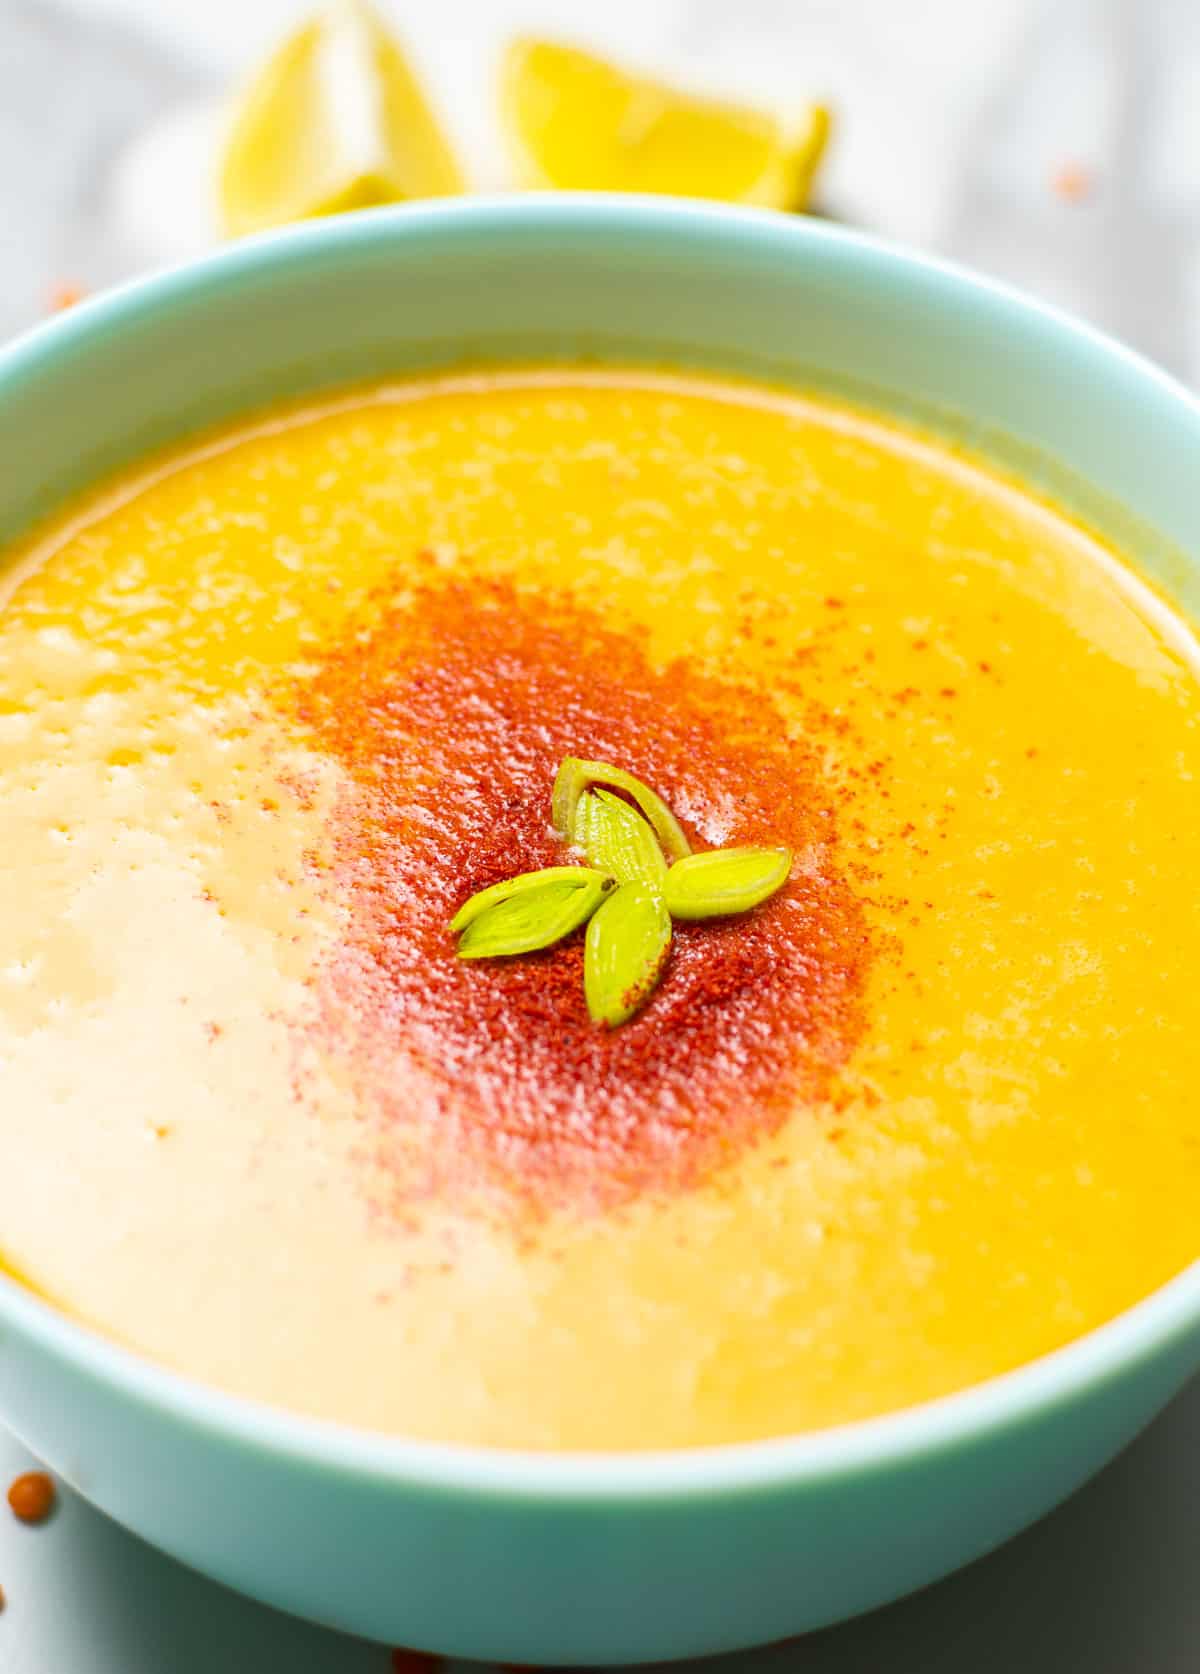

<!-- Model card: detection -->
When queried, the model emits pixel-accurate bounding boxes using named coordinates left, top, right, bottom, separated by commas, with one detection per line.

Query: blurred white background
left=4, top=0, right=1200, bottom=379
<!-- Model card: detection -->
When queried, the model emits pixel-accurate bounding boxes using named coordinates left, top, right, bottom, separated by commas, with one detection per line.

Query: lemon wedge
left=218, top=0, right=463, bottom=239
left=500, top=38, right=830, bottom=210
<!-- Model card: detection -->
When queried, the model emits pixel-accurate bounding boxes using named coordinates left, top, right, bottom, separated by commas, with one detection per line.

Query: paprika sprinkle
left=288, top=566, right=873, bottom=1216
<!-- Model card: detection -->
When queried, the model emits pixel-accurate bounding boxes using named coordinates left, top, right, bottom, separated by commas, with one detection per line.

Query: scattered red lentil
left=7, top=1472, right=55, bottom=1525
left=285, top=566, right=874, bottom=1217
left=1051, top=160, right=1092, bottom=202
left=388, top=1650, right=440, bottom=1674
left=47, top=281, right=86, bottom=313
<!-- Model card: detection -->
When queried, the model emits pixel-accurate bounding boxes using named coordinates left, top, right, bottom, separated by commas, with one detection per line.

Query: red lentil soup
left=0, top=369, right=1198, bottom=1448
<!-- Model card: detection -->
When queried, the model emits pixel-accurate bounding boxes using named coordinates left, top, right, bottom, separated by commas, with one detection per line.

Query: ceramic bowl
left=0, top=198, right=1197, bottom=1664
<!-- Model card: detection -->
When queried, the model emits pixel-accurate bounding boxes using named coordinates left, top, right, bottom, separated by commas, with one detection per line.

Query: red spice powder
left=286, top=564, right=873, bottom=1216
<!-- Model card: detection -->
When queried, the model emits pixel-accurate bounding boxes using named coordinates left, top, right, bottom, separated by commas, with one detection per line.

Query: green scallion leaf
left=663, top=846, right=792, bottom=921
left=452, top=867, right=613, bottom=958
left=583, top=882, right=672, bottom=1026
left=574, top=787, right=668, bottom=887
left=551, top=756, right=691, bottom=863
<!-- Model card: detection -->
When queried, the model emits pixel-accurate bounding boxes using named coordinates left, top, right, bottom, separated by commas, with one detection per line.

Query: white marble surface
left=0, top=1, right=1198, bottom=1668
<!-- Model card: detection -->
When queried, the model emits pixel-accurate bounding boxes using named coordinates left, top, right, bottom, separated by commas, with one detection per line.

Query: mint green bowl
left=0, top=198, right=1198, bottom=1664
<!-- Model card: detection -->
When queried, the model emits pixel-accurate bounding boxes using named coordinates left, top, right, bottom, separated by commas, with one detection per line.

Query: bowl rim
left=1, top=192, right=1198, bottom=1500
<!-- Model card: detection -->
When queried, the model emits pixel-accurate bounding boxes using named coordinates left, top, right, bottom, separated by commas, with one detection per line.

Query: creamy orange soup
left=1, top=369, right=1198, bottom=1449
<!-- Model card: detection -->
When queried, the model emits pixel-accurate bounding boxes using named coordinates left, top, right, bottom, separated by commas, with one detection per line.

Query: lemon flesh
left=218, top=0, right=463, bottom=239
left=501, top=38, right=830, bottom=210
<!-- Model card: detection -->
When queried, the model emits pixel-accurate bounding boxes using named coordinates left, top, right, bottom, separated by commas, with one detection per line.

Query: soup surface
left=1, top=369, right=1198, bottom=1449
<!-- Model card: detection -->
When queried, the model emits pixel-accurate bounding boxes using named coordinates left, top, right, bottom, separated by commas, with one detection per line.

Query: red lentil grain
left=47, top=281, right=86, bottom=312
left=7, top=1472, right=55, bottom=1524
left=1051, top=160, right=1092, bottom=202
left=389, top=1650, right=440, bottom=1674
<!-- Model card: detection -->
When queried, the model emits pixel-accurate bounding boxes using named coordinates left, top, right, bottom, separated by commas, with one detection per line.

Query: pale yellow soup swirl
left=0, top=369, right=1197, bottom=1449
